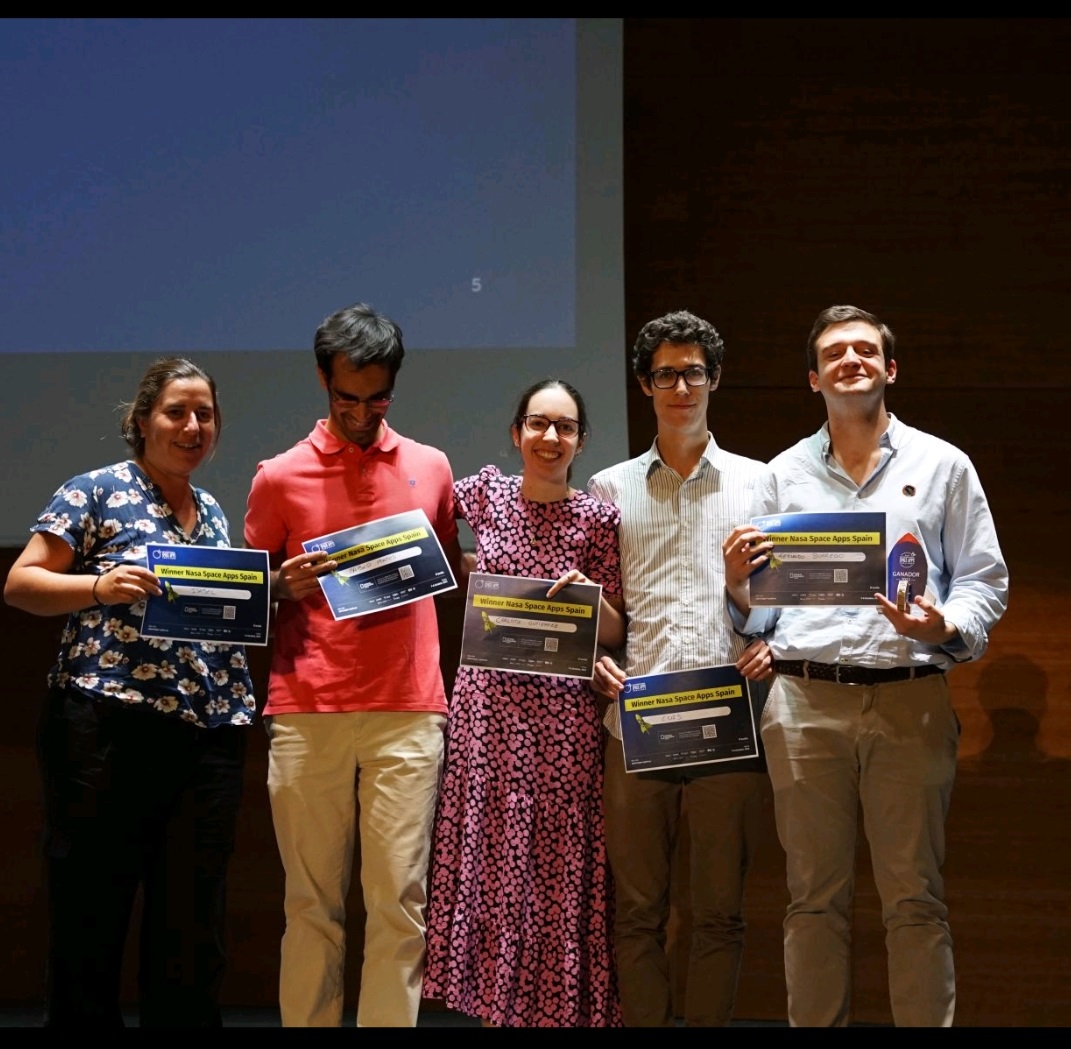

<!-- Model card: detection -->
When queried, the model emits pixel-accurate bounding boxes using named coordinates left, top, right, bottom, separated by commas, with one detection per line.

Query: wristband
left=91, top=564, right=116, bottom=605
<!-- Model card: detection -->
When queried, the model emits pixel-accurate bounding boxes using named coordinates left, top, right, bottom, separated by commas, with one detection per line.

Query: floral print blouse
left=32, top=460, right=255, bottom=729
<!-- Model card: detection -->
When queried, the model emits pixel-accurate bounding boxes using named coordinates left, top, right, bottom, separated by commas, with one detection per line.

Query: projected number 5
left=471, top=277, right=482, bottom=292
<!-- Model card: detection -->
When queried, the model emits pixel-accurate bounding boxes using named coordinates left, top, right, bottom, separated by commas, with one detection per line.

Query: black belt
left=773, top=660, right=944, bottom=686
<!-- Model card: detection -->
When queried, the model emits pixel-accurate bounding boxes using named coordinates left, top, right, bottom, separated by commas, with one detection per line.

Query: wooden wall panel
left=623, top=18, right=1071, bottom=1026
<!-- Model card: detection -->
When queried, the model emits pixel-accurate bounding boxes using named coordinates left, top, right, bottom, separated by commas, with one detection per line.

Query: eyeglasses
left=521, top=414, right=581, bottom=438
left=647, top=366, right=711, bottom=389
left=329, top=386, right=394, bottom=410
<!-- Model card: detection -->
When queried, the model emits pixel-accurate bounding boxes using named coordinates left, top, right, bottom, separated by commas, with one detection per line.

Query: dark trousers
left=38, top=689, right=247, bottom=1028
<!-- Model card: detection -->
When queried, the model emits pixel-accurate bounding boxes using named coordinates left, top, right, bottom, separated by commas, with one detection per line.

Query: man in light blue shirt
left=723, top=305, right=1007, bottom=1027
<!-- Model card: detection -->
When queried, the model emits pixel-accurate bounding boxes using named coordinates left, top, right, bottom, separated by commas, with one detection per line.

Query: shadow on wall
left=965, top=653, right=1071, bottom=764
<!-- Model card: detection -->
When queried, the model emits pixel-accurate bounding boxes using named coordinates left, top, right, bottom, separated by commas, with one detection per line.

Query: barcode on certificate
left=702, top=725, right=718, bottom=740
left=399, top=565, right=415, bottom=581
left=834, top=569, right=848, bottom=583
left=544, top=638, right=559, bottom=653
left=223, top=606, right=236, bottom=620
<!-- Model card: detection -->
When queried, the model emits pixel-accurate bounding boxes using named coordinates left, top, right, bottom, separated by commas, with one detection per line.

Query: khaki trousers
left=603, top=739, right=767, bottom=1026
left=266, top=710, right=445, bottom=1027
left=761, top=672, right=958, bottom=1027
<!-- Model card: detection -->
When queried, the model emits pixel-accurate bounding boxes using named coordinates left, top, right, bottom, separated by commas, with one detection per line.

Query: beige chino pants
left=266, top=710, right=445, bottom=1027
left=761, top=672, right=958, bottom=1027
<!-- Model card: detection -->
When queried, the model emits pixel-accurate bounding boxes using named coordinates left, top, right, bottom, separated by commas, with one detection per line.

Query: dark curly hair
left=631, top=309, right=725, bottom=380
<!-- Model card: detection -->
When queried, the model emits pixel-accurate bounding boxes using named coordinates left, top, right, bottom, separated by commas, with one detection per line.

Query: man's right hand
left=721, top=523, right=772, bottom=613
left=273, top=550, right=337, bottom=601
left=592, top=654, right=627, bottom=701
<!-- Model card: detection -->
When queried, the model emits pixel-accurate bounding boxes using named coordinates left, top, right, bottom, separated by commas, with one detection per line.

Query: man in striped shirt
left=589, top=310, right=773, bottom=1027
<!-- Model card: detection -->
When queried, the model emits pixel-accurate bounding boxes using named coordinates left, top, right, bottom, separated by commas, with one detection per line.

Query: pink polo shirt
left=245, top=420, right=457, bottom=716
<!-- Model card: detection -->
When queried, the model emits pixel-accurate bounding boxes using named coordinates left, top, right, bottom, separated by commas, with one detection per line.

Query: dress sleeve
left=585, top=501, right=622, bottom=599
left=453, top=465, right=499, bottom=532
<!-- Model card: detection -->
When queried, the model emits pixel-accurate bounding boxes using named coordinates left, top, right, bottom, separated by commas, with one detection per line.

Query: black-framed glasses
left=647, top=366, right=711, bottom=389
left=521, top=414, right=581, bottom=438
left=329, top=386, right=395, bottom=410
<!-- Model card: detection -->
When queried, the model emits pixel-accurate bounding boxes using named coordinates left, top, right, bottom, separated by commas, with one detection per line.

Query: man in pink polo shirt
left=245, top=302, right=461, bottom=1027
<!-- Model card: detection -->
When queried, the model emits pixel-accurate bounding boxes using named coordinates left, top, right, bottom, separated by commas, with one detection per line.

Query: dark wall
left=622, top=18, right=1071, bottom=1026
left=2, top=18, right=1068, bottom=1027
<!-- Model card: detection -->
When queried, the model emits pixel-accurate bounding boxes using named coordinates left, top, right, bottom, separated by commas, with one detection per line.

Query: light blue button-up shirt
left=731, top=415, right=1008, bottom=669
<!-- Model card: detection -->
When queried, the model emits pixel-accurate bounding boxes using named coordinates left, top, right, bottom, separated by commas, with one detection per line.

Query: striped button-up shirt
left=588, top=434, right=766, bottom=739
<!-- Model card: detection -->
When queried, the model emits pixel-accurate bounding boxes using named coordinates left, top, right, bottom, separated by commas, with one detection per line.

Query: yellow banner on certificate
left=333, top=526, right=430, bottom=565
left=772, top=531, right=881, bottom=545
left=153, top=565, right=265, bottom=584
left=472, top=594, right=593, bottom=619
left=623, top=684, right=743, bottom=712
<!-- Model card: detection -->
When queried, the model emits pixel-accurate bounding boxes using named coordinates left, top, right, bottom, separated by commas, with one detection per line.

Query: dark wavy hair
left=314, top=302, right=405, bottom=382
left=119, top=357, right=221, bottom=459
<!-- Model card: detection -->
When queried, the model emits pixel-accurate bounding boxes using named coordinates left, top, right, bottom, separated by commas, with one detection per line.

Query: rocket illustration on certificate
left=302, top=508, right=457, bottom=620
left=459, top=572, right=601, bottom=679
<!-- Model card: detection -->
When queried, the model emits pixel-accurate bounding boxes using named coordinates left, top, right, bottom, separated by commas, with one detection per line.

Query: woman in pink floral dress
left=423, top=379, right=625, bottom=1027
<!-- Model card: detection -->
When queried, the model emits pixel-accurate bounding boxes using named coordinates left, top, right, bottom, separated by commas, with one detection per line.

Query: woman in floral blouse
left=5, top=357, right=255, bottom=1028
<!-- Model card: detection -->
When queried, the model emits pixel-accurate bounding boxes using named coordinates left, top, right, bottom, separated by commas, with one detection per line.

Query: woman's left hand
left=547, top=569, right=625, bottom=650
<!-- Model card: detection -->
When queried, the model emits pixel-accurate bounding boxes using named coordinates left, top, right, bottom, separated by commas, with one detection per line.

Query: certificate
left=302, top=509, right=457, bottom=620
left=141, top=543, right=270, bottom=645
left=748, top=511, right=886, bottom=606
left=618, top=664, right=759, bottom=773
left=459, top=572, right=601, bottom=679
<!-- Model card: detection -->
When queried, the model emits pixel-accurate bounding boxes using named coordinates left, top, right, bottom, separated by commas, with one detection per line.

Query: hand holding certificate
left=459, top=572, right=602, bottom=679
left=302, top=509, right=457, bottom=621
left=748, top=511, right=887, bottom=607
left=141, top=543, right=271, bottom=645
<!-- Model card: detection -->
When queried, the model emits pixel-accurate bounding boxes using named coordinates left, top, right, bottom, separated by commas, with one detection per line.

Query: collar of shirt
left=816, top=413, right=902, bottom=491
left=309, top=418, right=400, bottom=457
left=644, top=431, right=728, bottom=481
left=127, top=459, right=207, bottom=543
